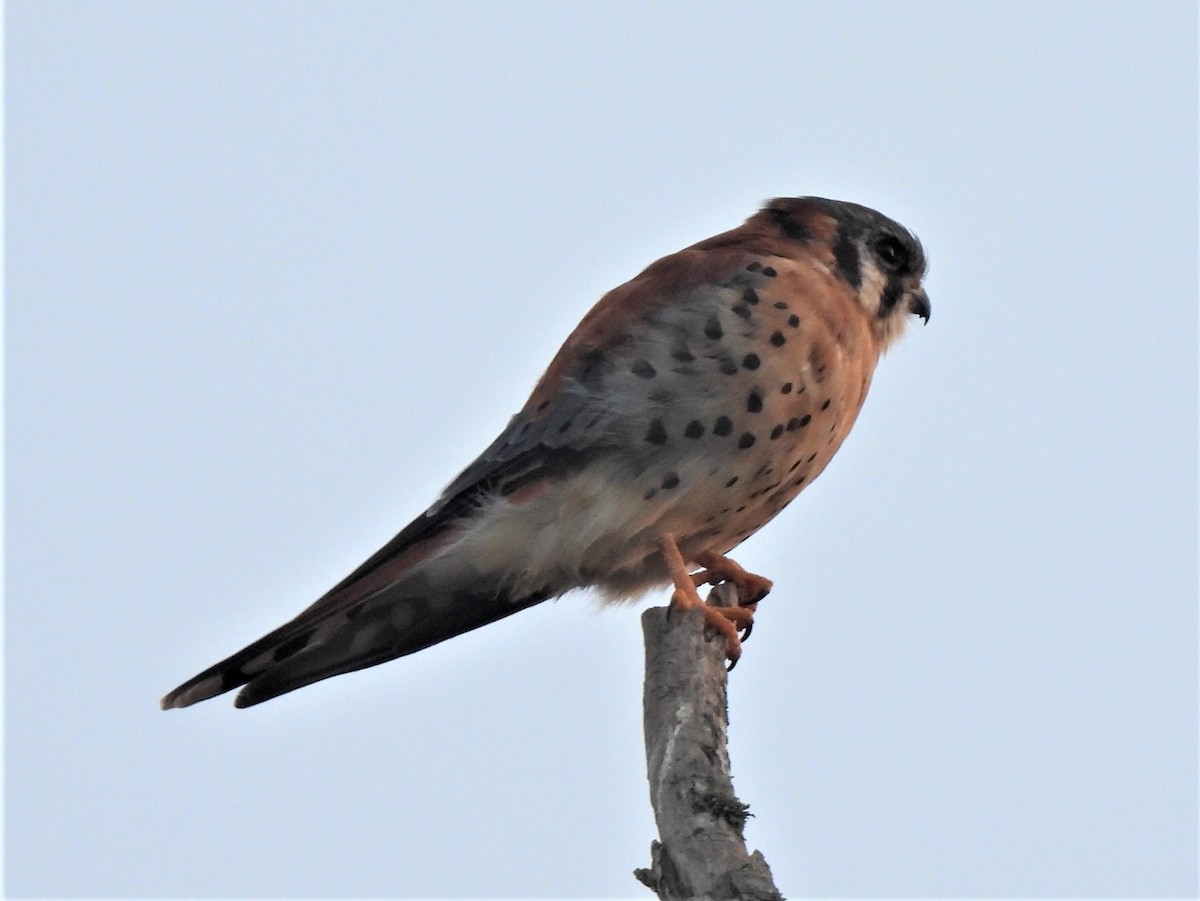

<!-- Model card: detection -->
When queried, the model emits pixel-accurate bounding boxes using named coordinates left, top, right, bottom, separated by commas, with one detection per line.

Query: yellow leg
left=658, top=534, right=747, bottom=666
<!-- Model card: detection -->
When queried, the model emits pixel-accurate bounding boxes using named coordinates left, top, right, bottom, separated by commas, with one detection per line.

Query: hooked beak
left=908, top=288, right=931, bottom=324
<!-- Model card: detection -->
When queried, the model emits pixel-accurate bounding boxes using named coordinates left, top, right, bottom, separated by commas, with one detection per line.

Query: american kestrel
left=162, top=196, right=929, bottom=710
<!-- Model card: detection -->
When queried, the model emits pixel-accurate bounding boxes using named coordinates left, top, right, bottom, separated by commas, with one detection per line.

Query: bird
left=161, top=196, right=929, bottom=710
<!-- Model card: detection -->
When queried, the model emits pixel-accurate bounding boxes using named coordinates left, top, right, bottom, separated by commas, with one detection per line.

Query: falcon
left=161, top=196, right=929, bottom=709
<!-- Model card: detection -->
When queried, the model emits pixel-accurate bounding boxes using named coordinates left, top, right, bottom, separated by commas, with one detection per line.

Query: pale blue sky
left=6, top=2, right=1197, bottom=897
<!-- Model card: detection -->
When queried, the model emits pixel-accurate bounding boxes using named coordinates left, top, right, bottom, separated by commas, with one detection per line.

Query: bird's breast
left=453, top=260, right=881, bottom=601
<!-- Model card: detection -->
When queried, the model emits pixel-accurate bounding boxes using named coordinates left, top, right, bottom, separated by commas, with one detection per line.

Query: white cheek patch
left=856, top=249, right=913, bottom=351
left=856, top=253, right=887, bottom=317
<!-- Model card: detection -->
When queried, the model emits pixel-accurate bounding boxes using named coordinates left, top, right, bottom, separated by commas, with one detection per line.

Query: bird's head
left=759, top=196, right=930, bottom=349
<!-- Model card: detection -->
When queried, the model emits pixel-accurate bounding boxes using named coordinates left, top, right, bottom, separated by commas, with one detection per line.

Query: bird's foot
left=689, top=550, right=772, bottom=642
left=658, top=535, right=756, bottom=668
left=667, top=586, right=747, bottom=669
left=690, top=550, right=773, bottom=605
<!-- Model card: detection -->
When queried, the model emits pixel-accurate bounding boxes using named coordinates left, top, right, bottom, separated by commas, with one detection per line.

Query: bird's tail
left=160, top=558, right=549, bottom=709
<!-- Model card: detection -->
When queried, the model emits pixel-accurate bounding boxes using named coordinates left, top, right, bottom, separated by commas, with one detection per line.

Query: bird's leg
left=658, top=534, right=744, bottom=667
left=690, top=550, right=772, bottom=641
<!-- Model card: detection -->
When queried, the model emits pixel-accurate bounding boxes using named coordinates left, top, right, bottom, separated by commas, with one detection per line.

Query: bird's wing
left=158, top=397, right=618, bottom=709
left=161, top=239, right=779, bottom=709
left=159, top=293, right=662, bottom=709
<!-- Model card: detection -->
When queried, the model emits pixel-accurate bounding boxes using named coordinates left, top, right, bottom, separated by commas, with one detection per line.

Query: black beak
left=908, top=288, right=931, bottom=324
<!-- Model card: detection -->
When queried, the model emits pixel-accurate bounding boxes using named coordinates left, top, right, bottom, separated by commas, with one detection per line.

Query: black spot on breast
left=770, top=424, right=784, bottom=440
left=786, top=415, right=811, bottom=431
left=644, top=487, right=658, bottom=500
left=820, top=399, right=832, bottom=411
left=742, top=353, right=760, bottom=371
left=536, top=400, right=551, bottom=412
left=672, top=349, right=695, bottom=363
left=773, top=301, right=789, bottom=310
left=832, top=227, right=862, bottom=288
left=661, top=472, right=680, bottom=490
left=713, top=416, right=733, bottom=436
left=737, top=432, right=756, bottom=449
left=718, top=355, right=739, bottom=375
left=787, top=314, right=800, bottom=328
left=644, top=419, right=668, bottom=445
left=770, top=331, right=785, bottom=347
left=684, top=420, right=705, bottom=438
left=762, top=266, right=777, bottom=277
left=704, top=317, right=723, bottom=340
left=632, top=360, right=657, bottom=379
left=743, top=288, right=760, bottom=305
left=732, top=302, right=752, bottom=320
left=747, top=390, right=763, bottom=413
left=578, top=348, right=612, bottom=385
left=780, top=382, right=793, bottom=394
left=793, top=475, right=807, bottom=487
left=725, top=476, right=739, bottom=487
left=746, top=261, right=763, bottom=273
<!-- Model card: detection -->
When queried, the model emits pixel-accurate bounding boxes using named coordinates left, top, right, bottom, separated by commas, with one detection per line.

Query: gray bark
left=634, top=583, right=784, bottom=900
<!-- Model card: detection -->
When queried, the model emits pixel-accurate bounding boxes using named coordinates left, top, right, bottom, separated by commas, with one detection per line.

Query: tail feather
left=231, top=587, right=550, bottom=708
left=161, top=584, right=549, bottom=709
left=161, top=517, right=461, bottom=710
left=161, top=438, right=595, bottom=710
left=159, top=615, right=331, bottom=710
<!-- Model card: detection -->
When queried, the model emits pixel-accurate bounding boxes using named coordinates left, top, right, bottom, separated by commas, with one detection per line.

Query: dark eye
left=873, top=235, right=908, bottom=271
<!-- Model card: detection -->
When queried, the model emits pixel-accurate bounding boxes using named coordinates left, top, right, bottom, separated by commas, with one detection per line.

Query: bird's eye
left=873, top=235, right=907, bottom=271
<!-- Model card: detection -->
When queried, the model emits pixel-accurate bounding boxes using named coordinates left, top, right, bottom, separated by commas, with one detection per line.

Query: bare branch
left=635, top=583, right=784, bottom=899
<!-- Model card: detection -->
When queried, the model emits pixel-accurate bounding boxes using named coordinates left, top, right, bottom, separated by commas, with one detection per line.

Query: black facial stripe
left=832, top=227, right=861, bottom=288
left=878, top=278, right=905, bottom=318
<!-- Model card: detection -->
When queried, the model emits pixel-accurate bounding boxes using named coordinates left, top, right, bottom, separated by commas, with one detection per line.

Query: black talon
left=725, top=656, right=738, bottom=673
left=740, top=620, right=754, bottom=642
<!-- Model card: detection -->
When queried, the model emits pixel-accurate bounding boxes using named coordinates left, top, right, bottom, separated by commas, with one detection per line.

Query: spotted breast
left=161, top=196, right=929, bottom=708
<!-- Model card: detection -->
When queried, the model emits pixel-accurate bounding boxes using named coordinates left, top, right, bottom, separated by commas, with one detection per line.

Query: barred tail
left=160, top=582, right=549, bottom=709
